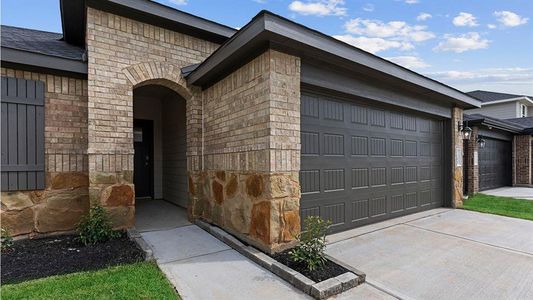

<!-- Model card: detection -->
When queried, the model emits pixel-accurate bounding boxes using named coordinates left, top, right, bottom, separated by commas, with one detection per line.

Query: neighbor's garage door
left=300, top=92, right=445, bottom=233
left=478, top=137, right=512, bottom=191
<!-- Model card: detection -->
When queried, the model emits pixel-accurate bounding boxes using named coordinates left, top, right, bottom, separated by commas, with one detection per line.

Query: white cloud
left=405, top=0, right=419, bottom=4
left=494, top=11, right=528, bottom=27
left=487, top=24, right=497, bottom=29
left=334, top=35, right=414, bottom=53
left=416, top=13, right=432, bottom=21
left=386, top=56, right=430, bottom=69
left=426, top=68, right=533, bottom=94
left=288, top=0, right=347, bottom=16
left=344, top=18, right=435, bottom=42
left=452, top=12, right=478, bottom=27
left=362, top=3, right=374, bottom=12
left=168, top=0, right=187, bottom=5
left=433, top=32, right=489, bottom=53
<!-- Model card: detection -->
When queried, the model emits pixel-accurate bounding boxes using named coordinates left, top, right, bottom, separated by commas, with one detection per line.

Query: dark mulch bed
left=271, top=249, right=349, bottom=282
left=1, top=233, right=144, bottom=284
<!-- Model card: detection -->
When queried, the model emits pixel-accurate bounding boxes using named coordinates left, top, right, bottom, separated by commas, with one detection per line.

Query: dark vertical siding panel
left=26, top=106, right=37, bottom=189
left=1, top=102, right=8, bottom=188
left=1, top=77, right=45, bottom=191
left=36, top=105, right=45, bottom=189
left=17, top=104, right=28, bottom=190
left=7, top=103, right=18, bottom=190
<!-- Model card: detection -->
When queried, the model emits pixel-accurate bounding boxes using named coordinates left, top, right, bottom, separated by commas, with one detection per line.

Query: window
left=1, top=77, right=45, bottom=191
left=521, top=104, right=527, bottom=118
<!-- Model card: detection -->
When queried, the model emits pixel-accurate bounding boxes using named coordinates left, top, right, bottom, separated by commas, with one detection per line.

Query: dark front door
left=134, top=119, right=153, bottom=198
left=479, top=137, right=512, bottom=191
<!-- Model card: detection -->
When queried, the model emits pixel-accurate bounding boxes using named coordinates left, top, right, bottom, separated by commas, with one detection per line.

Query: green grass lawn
left=1, top=262, right=179, bottom=300
left=463, top=193, right=533, bottom=221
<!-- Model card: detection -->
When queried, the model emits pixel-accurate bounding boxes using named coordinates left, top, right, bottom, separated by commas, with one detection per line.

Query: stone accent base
left=1, top=172, right=89, bottom=237
left=89, top=170, right=135, bottom=229
left=451, top=107, right=464, bottom=207
left=189, top=170, right=300, bottom=253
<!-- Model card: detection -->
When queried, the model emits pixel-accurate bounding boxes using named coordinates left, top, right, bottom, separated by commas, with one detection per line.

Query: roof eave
left=85, top=0, right=236, bottom=44
left=1, top=47, right=88, bottom=75
left=187, top=11, right=481, bottom=109
left=466, top=117, right=524, bottom=134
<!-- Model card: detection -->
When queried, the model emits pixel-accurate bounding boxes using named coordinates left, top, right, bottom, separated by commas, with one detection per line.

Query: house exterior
left=1, top=0, right=483, bottom=252
left=463, top=114, right=532, bottom=195
left=466, top=90, right=533, bottom=119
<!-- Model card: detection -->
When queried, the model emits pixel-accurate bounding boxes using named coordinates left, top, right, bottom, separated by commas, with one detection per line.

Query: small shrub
left=289, top=216, right=331, bottom=272
left=1, top=227, right=14, bottom=252
left=77, top=204, right=119, bottom=245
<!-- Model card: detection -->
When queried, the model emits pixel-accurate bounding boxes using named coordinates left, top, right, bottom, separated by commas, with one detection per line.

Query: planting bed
left=1, top=233, right=143, bottom=284
left=271, top=249, right=349, bottom=282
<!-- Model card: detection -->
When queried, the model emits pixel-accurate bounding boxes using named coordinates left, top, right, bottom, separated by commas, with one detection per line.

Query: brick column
left=513, top=135, right=532, bottom=186
left=190, top=49, right=301, bottom=253
left=465, top=127, right=479, bottom=195
left=451, top=107, right=464, bottom=207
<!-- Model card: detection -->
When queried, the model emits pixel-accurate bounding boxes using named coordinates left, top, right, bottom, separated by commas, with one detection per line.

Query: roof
left=1, top=25, right=84, bottom=61
left=464, top=113, right=528, bottom=133
left=467, top=90, right=531, bottom=103
left=78, top=0, right=237, bottom=45
left=187, top=10, right=481, bottom=109
left=504, top=117, right=533, bottom=129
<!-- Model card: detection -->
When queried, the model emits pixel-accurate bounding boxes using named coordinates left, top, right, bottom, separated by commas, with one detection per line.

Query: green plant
left=1, top=227, right=14, bottom=252
left=289, top=216, right=332, bottom=272
left=77, top=204, right=119, bottom=245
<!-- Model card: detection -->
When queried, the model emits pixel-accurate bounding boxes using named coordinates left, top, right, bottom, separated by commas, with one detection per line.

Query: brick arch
left=122, top=62, right=192, bottom=100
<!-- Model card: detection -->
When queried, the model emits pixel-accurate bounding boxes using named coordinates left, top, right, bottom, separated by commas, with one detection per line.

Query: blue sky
left=2, top=0, right=532, bottom=94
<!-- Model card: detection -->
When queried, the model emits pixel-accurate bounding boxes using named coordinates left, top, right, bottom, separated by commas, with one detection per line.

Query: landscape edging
left=194, top=220, right=365, bottom=299
left=126, top=228, right=154, bottom=262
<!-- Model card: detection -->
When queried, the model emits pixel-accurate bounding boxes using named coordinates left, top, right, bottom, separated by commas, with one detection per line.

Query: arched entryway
left=132, top=84, right=190, bottom=231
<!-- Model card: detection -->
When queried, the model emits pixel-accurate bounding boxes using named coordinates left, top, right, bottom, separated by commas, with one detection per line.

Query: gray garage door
left=479, top=137, right=512, bottom=191
left=300, top=92, right=445, bottom=233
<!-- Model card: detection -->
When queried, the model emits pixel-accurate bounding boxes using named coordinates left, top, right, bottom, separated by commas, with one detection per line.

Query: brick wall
left=465, top=126, right=479, bottom=195
left=451, top=107, right=464, bottom=207
left=1, top=67, right=89, bottom=236
left=513, top=135, right=532, bottom=186
left=190, top=49, right=301, bottom=253
left=86, top=7, right=220, bottom=227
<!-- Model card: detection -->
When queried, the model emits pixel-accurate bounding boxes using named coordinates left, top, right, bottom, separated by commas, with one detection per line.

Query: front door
left=134, top=119, right=153, bottom=198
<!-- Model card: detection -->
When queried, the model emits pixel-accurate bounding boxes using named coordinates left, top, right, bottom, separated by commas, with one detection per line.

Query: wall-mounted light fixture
left=458, top=121, right=472, bottom=140
left=477, top=138, right=486, bottom=149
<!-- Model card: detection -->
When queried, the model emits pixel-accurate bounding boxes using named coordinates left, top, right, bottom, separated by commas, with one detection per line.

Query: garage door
left=300, top=92, right=445, bottom=233
left=478, top=137, right=512, bottom=191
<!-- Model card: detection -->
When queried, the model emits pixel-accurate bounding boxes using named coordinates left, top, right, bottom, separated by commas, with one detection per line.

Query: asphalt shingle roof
left=1, top=25, right=84, bottom=61
left=464, top=113, right=526, bottom=130
left=466, top=90, right=530, bottom=103
left=504, top=117, right=533, bottom=129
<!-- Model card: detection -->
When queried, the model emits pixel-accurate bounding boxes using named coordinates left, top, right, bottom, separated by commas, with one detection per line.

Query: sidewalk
left=140, top=222, right=310, bottom=299
left=135, top=200, right=392, bottom=299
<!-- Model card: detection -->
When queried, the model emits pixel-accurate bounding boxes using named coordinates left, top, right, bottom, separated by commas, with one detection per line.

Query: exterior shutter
left=1, top=76, right=45, bottom=191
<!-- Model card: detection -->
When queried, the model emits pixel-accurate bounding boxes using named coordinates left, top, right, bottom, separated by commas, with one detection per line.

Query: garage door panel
left=478, top=137, right=512, bottom=191
left=301, top=92, right=445, bottom=232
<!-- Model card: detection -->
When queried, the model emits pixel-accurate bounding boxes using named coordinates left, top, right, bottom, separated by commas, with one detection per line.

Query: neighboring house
left=1, top=0, right=491, bottom=252
left=466, top=90, right=533, bottom=119
left=463, top=114, right=532, bottom=195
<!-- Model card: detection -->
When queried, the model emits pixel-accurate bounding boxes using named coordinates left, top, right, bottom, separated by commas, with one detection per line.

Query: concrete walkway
left=326, top=209, right=533, bottom=300
left=135, top=199, right=391, bottom=299
left=481, top=187, right=533, bottom=200
left=135, top=200, right=308, bottom=299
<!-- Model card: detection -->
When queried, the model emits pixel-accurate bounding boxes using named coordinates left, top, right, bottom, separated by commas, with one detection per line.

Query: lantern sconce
left=458, top=121, right=472, bottom=140
left=477, top=138, right=486, bottom=149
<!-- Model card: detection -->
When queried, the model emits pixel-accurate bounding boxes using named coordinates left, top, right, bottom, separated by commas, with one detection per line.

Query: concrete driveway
left=481, top=187, right=533, bottom=200
left=326, top=209, right=533, bottom=300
